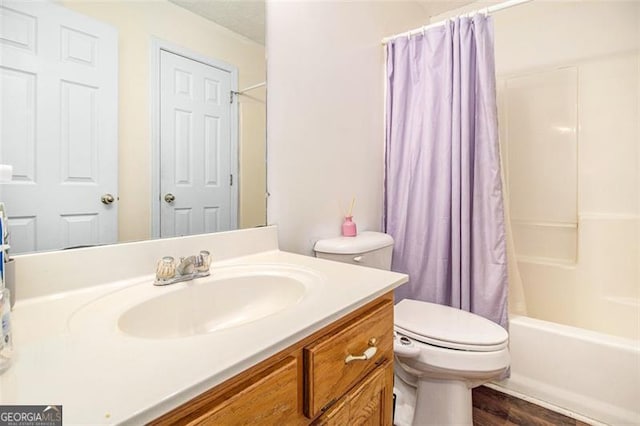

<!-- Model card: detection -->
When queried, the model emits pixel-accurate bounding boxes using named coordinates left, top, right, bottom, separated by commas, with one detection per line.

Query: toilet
left=314, top=231, right=510, bottom=426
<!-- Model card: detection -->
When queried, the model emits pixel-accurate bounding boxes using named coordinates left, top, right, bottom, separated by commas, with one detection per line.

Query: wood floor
left=472, top=386, right=591, bottom=426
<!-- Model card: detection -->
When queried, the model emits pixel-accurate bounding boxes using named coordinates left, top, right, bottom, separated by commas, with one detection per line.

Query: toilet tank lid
left=314, top=231, right=394, bottom=254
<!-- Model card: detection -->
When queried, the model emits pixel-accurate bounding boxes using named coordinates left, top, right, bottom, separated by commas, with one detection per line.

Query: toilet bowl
left=313, top=232, right=510, bottom=425
left=394, top=299, right=510, bottom=426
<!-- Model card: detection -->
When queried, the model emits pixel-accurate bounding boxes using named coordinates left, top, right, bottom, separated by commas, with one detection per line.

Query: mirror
left=0, top=0, right=266, bottom=254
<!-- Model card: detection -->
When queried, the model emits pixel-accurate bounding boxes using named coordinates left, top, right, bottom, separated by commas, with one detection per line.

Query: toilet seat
left=394, top=331, right=510, bottom=375
left=394, top=299, right=508, bottom=352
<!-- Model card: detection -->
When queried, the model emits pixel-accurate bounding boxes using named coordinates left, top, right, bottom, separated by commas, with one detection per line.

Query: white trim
left=149, top=38, right=239, bottom=238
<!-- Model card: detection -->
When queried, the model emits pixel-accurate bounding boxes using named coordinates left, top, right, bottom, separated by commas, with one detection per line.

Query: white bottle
left=0, top=287, right=12, bottom=374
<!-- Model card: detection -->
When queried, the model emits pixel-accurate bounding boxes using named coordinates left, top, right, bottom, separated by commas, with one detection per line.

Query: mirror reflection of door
left=159, top=49, right=237, bottom=238
left=0, top=1, right=118, bottom=253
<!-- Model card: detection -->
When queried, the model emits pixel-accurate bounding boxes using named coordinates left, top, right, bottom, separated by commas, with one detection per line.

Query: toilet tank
left=314, top=231, right=394, bottom=270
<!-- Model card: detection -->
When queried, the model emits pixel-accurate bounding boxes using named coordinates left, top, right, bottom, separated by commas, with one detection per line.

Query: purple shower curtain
left=384, top=15, right=508, bottom=329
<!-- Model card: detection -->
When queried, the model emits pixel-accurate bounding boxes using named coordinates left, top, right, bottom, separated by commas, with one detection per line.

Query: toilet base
left=414, top=378, right=472, bottom=425
left=393, top=376, right=417, bottom=426
left=394, top=372, right=475, bottom=426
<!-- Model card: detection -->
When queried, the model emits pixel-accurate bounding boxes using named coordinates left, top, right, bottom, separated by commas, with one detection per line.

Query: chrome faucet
left=154, top=250, right=211, bottom=286
left=176, top=256, right=196, bottom=276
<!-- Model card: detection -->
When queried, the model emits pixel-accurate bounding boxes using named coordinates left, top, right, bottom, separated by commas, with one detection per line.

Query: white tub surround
left=1, top=227, right=408, bottom=425
left=496, top=316, right=640, bottom=425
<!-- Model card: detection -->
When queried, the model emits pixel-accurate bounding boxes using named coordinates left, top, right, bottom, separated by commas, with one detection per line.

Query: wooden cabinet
left=312, top=361, right=393, bottom=426
left=150, top=293, right=394, bottom=426
left=150, top=356, right=302, bottom=426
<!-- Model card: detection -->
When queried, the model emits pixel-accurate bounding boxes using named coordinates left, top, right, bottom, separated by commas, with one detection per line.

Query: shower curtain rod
left=233, top=81, right=266, bottom=96
left=381, top=0, right=532, bottom=44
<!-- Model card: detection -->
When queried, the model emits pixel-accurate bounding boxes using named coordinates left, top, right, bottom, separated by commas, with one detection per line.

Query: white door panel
left=0, top=1, right=118, bottom=253
left=160, top=50, right=235, bottom=237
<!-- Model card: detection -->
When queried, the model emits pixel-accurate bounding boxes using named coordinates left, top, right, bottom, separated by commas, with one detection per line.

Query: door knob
left=101, top=193, right=115, bottom=205
left=164, top=193, right=175, bottom=203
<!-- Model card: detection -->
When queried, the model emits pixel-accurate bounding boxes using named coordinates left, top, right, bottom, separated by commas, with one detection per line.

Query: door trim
left=149, top=38, right=239, bottom=238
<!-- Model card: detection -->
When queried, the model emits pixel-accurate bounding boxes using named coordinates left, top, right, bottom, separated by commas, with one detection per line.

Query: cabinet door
left=312, top=361, right=393, bottom=426
left=178, top=357, right=300, bottom=426
left=348, top=361, right=392, bottom=426
left=311, top=398, right=350, bottom=426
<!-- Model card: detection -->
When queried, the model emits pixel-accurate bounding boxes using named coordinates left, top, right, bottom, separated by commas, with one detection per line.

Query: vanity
left=2, top=227, right=407, bottom=424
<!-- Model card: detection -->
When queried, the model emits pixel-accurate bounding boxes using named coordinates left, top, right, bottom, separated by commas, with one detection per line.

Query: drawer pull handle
left=345, top=340, right=378, bottom=364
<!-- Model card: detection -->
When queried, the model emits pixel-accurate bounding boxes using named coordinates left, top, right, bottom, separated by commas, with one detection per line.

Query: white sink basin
left=67, top=264, right=322, bottom=339
left=120, top=273, right=306, bottom=338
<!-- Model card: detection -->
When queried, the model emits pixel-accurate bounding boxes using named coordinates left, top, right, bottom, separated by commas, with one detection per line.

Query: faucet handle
left=156, top=256, right=176, bottom=281
left=195, top=250, right=211, bottom=273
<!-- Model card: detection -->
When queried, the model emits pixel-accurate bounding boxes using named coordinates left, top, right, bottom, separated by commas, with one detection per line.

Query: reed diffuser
left=342, top=197, right=357, bottom=237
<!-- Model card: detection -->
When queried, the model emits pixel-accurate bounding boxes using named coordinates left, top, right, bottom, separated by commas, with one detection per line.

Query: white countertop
left=1, top=249, right=407, bottom=425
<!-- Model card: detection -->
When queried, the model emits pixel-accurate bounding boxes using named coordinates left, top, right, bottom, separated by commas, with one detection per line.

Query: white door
left=160, top=50, right=236, bottom=237
left=0, top=1, right=118, bottom=253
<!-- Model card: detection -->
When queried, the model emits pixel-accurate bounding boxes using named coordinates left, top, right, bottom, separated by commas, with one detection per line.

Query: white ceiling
left=167, top=0, right=476, bottom=47
left=168, top=0, right=266, bottom=45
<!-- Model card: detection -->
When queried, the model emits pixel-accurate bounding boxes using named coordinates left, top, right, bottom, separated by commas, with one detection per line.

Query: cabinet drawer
left=303, top=300, right=393, bottom=418
left=180, top=357, right=299, bottom=426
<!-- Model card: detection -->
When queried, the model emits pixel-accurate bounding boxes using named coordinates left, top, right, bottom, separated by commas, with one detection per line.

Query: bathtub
left=491, top=316, right=640, bottom=425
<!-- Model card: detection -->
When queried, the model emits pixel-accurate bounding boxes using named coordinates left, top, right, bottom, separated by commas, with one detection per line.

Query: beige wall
left=239, top=86, right=266, bottom=229
left=432, top=1, right=640, bottom=339
left=60, top=0, right=266, bottom=242
left=266, top=1, right=433, bottom=254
